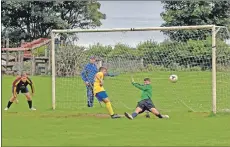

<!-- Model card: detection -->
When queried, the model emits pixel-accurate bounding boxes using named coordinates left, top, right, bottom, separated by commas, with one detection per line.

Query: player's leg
left=150, top=108, right=169, bottom=118
left=23, top=88, right=36, bottom=110
left=146, top=99, right=169, bottom=119
left=102, top=98, right=120, bottom=118
left=124, top=101, right=145, bottom=120
left=96, top=91, right=120, bottom=119
left=4, top=95, right=17, bottom=110
left=124, top=107, right=144, bottom=120
left=4, top=87, right=19, bottom=110
left=86, top=85, right=94, bottom=107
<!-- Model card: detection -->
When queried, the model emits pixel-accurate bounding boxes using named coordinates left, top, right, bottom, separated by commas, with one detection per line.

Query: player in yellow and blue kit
left=94, top=67, right=121, bottom=119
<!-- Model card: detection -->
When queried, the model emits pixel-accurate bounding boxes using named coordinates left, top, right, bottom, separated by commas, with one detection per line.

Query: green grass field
left=2, top=72, right=230, bottom=146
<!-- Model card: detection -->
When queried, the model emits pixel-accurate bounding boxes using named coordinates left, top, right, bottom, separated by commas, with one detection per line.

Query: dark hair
left=99, top=66, right=107, bottom=71
left=144, top=78, right=150, bottom=82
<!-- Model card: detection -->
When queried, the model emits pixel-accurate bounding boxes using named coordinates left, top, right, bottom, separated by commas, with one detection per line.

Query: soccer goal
left=51, top=25, right=230, bottom=114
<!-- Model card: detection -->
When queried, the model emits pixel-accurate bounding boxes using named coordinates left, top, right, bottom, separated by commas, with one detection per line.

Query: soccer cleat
left=4, top=107, right=9, bottom=111
left=30, top=107, right=36, bottom=111
left=124, top=112, right=133, bottom=120
left=162, top=115, right=169, bottom=119
left=111, top=114, right=121, bottom=119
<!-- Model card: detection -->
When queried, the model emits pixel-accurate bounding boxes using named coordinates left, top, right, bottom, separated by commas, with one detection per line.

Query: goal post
left=50, top=25, right=230, bottom=113
left=51, top=32, right=56, bottom=110
left=211, top=25, right=216, bottom=114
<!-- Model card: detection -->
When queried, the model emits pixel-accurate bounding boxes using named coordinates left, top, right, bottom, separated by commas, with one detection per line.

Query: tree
left=160, top=1, right=230, bottom=42
left=108, top=43, right=140, bottom=59
left=87, top=43, right=113, bottom=58
left=1, top=1, right=106, bottom=47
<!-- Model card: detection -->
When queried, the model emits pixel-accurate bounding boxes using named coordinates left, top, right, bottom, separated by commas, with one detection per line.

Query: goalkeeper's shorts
left=12, top=86, right=29, bottom=94
left=137, top=99, right=155, bottom=114
left=95, top=91, right=108, bottom=101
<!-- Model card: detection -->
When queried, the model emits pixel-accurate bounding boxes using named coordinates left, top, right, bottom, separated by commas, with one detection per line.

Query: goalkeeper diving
left=94, top=67, right=121, bottom=119
left=124, top=77, right=169, bottom=120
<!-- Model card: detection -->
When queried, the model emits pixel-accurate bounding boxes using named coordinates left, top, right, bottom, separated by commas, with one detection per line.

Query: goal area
left=51, top=25, right=230, bottom=114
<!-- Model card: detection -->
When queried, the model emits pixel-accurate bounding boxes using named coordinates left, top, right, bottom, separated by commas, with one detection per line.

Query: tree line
left=161, top=1, right=230, bottom=41
left=2, top=1, right=230, bottom=46
left=86, top=38, right=230, bottom=72
left=1, top=1, right=105, bottom=47
left=2, top=1, right=230, bottom=73
left=54, top=36, right=230, bottom=76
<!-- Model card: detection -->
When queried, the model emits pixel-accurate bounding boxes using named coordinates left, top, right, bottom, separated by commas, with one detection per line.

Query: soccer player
left=81, top=56, right=98, bottom=107
left=4, top=73, right=36, bottom=110
left=124, top=78, right=169, bottom=120
left=94, top=67, right=121, bottom=119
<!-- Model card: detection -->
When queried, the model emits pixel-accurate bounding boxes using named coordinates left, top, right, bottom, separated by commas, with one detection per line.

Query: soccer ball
left=169, top=74, right=178, bottom=83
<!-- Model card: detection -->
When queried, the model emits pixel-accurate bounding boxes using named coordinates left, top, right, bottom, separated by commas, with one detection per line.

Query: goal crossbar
left=51, top=25, right=215, bottom=33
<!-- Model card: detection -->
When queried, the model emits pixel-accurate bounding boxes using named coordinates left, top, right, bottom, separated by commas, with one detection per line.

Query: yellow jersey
left=94, top=72, right=105, bottom=95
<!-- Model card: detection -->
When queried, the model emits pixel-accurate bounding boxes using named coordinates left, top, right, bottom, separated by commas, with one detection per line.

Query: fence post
left=31, top=55, right=35, bottom=76
left=48, top=44, right=51, bottom=74
left=141, top=58, right=144, bottom=68
left=44, top=46, right=48, bottom=75
left=6, top=38, right=10, bottom=71
left=2, top=38, right=5, bottom=47
left=20, top=40, right=25, bottom=74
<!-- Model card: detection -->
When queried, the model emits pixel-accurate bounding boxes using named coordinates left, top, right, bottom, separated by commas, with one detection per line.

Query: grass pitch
left=2, top=72, right=230, bottom=146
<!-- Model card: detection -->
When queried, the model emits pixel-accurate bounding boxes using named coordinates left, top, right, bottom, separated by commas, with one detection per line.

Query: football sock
left=7, top=101, right=13, bottom=108
left=156, top=114, right=163, bottom=118
left=27, top=100, right=32, bottom=109
left=105, top=102, right=114, bottom=116
left=132, top=112, right=138, bottom=118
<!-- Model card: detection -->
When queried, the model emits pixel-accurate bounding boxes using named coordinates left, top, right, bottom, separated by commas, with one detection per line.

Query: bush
left=83, top=38, right=230, bottom=73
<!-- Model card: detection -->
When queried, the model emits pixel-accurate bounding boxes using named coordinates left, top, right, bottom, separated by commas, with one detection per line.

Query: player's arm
left=95, top=73, right=103, bottom=86
left=12, top=86, right=17, bottom=97
left=12, top=78, right=21, bottom=97
left=132, top=82, right=148, bottom=91
left=27, top=77, right=35, bottom=94
left=81, top=65, right=89, bottom=82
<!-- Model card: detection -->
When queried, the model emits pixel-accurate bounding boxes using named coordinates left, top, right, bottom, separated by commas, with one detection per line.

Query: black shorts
left=136, top=99, right=155, bottom=114
left=12, top=87, right=29, bottom=94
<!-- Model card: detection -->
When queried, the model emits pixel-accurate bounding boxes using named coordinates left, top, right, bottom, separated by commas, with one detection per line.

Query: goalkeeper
left=124, top=78, right=169, bottom=120
left=94, top=67, right=121, bottom=119
left=4, top=73, right=36, bottom=111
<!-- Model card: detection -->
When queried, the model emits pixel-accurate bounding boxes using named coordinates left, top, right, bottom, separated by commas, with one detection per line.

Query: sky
left=77, top=1, right=167, bottom=47
left=99, top=1, right=164, bottom=28
left=76, top=1, right=230, bottom=46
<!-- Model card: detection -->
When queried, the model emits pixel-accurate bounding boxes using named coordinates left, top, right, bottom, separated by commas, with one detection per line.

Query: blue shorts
left=95, top=91, right=108, bottom=101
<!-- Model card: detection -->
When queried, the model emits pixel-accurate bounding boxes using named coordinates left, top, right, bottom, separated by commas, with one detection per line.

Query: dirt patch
left=40, top=113, right=113, bottom=119
left=3, top=111, right=125, bottom=119
left=4, top=112, right=19, bottom=114
left=189, top=112, right=212, bottom=117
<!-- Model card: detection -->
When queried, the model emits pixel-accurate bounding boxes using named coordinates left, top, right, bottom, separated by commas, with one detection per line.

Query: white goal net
left=51, top=25, right=230, bottom=113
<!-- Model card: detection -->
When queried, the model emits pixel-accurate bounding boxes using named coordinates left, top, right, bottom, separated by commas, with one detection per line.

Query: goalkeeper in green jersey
left=124, top=77, right=169, bottom=120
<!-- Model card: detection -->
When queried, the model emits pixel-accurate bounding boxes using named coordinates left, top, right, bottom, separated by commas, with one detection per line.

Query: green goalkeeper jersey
left=132, top=82, right=152, bottom=101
